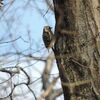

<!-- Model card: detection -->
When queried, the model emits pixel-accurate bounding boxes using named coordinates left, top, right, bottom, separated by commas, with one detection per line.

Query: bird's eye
left=49, top=27, right=52, bottom=29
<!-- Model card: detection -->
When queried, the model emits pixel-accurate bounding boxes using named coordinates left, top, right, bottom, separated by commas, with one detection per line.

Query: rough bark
left=53, top=0, right=100, bottom=100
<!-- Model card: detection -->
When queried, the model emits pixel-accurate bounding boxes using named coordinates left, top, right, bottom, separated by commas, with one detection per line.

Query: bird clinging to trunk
left=42, top=26, right=55, bottom=51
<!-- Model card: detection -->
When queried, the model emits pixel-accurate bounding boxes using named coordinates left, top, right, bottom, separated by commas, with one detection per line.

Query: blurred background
left=0, top=0, right=63, bottom=100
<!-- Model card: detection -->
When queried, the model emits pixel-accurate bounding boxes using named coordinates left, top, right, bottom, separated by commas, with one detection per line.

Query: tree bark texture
left=53, top=0, right=100, bottom=100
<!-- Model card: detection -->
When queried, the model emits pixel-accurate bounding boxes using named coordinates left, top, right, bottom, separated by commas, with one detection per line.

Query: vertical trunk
left=53, top=0, right=100, bottom=100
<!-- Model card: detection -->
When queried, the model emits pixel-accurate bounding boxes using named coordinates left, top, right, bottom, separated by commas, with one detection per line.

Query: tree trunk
left=53, top=0, right=100, bottom=100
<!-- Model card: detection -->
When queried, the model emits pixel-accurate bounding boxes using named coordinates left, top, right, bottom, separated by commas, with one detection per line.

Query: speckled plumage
left=0, top=0, right=3, bottom=8
left=42, top=26, right=54, bottom=50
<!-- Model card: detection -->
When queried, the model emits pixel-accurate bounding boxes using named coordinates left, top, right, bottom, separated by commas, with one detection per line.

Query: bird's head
left=43, top=26, right=52, bottom=32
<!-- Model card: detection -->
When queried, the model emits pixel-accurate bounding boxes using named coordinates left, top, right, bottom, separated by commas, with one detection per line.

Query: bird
left=0, top=0, right=3, bottom=9
left=42, top=26, right=55, bottom=51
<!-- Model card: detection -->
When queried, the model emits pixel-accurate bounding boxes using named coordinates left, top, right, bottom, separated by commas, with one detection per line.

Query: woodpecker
left=0, top=0, right=3, bottom=9
left=42, top=26, right=54, bottom=51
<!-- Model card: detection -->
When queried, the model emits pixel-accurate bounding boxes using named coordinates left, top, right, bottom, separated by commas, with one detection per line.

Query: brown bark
left=53, top=0, right=100, bottom=100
